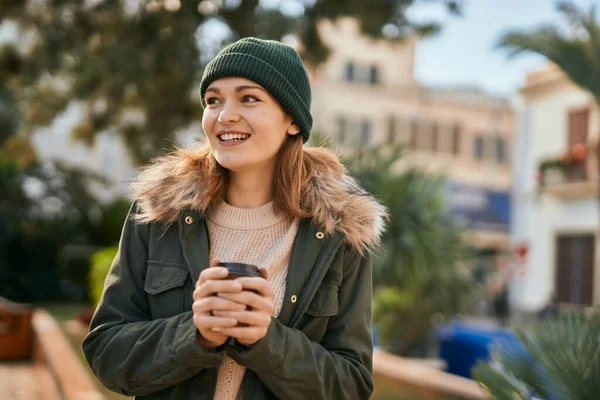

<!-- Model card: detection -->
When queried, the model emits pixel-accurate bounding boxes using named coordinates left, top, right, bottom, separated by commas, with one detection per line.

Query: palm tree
left=498, top=1, right=600, bottom=204
left=472, top=310, right=600, bottom=400
left=499, top=2, right=600, bottom=106
left=341, top=144, right=474, bottom=356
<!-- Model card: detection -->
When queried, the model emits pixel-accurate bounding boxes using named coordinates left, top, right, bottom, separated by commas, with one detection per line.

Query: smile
left=218, top=132, right=250, bottom=142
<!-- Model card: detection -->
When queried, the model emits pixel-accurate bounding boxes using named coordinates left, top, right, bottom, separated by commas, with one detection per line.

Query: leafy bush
left=89, top=246, right=118, bottom=306
left=0, top=147, right=109, bottom=301
left=473, top=310, right=600, bottom=400
left=57, top=244, right=102, bottom=300
left=87, top=197, right=131, bottom=246
left=0, top=144, right=129, bottom=302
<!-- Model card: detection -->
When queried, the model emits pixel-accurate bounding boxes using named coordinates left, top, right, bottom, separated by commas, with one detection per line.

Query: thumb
left=210, top=259, right=222, bottom=268
left=259, top=267, right=269, bottom=280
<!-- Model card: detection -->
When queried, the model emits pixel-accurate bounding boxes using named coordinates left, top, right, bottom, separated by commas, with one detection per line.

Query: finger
left=235, top=277, right=274, bottom=298
left=193, top=297, right=247, bottom=314
left=194, top=280, right=242, bottom=300
left=217, top=292, right=274, bottom=314
left=193, top=314, right=238, bottom=329
left=212, top=311, right=271, bottom=326
left=259, top=267, right=269, bottom=280
left=198, top=267, right=229, bottom=285
left=215, top=326, right=265, bottom=343
left=210, top=258, right=222, bottom=268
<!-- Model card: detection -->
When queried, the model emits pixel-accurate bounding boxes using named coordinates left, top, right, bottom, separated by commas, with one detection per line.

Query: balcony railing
left=538, top=143, right=598, bottom=199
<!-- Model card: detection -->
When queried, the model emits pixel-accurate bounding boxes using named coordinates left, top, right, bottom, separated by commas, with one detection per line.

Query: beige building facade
left=310, top=19, right=514, bottom=251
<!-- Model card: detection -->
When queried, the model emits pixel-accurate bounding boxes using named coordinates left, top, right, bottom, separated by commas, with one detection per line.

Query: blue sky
left=410, top=0, right=599, bottom=96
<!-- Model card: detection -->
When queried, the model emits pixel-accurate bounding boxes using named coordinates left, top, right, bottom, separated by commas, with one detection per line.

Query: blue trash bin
left=437, top=322, right=560, bottom=399
left=436, top=321, right=517, bottom=379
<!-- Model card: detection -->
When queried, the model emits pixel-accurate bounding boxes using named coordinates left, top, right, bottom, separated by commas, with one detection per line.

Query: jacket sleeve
left=231, top=250, right=374, bottom=400
left=82, top=204, right=224, bottom=396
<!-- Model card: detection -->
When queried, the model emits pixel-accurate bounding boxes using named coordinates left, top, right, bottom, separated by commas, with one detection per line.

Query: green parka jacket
left=82, top=148, right=387, bottom=400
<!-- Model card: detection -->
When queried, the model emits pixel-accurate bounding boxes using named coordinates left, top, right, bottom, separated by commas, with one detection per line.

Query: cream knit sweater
left=207, top=201, right=299, bottom=400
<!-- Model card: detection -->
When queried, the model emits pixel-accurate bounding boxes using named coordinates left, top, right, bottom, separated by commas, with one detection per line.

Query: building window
left=360, top=120, right=372, bottom=145
left=473, top=135, right=484, bottom=160
left=337, top=116, right=346, bottom=145
left=397, top=118, right=410, bottom=144
left=452, top=124, right=461, bottom=155
left=567, top=109, right=589, bottom=181
left=387, top=116, right=396, bottom=143
left=410, top=119, right=419, bottom=149
left=496, top=137, right=507, bottom=163
left=345, top=62, right=355, bottom=81
left=369, top=66, right=379, bottom=85
left=431, top=122, right=439, bottom=152
left=568, top=108, right=590, bottom=146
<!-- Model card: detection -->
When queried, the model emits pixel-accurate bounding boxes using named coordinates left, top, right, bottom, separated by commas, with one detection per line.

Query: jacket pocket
left=306, top=266, right=342, bottom=317
left=144, top=260, right=189, bottom=319
left=306, top=283, right=339, bottom=317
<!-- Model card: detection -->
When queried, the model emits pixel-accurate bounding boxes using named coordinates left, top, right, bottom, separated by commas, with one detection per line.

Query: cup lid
left=217, top=262, right=262, bottom=277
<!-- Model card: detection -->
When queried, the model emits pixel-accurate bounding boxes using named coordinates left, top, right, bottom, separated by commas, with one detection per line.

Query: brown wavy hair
left=192, top=133, right=344, bottom=219
left=132, top=133, right=387, bottom=254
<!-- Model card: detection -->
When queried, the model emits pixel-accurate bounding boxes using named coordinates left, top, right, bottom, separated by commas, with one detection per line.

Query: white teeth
left=220, top=133, right=249, bottom=141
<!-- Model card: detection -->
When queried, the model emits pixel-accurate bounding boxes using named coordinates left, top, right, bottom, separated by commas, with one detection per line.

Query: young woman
left=83, top=37, right=387, bottom=400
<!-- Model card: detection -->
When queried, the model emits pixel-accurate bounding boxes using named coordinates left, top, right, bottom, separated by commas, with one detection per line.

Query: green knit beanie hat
left=199, top=37, right=313, bottom=143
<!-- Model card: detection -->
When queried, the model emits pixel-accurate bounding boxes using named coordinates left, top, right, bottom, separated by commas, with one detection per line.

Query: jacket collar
left=131, top=146, right=387, bottom=256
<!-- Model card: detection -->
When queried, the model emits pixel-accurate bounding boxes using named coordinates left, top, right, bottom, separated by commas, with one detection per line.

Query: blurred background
left=1, top=1, right=599, bottom=399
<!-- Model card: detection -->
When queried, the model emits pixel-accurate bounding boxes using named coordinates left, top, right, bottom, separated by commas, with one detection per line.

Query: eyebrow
left=205, top=85, right=266, bottom=95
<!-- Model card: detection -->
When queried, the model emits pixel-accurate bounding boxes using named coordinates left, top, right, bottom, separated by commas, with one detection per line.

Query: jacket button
left=291, top=295, right=297, bottom=303
left=316, top=232, right=324, bottom=239
left=184, top=216, right=193, bottom=225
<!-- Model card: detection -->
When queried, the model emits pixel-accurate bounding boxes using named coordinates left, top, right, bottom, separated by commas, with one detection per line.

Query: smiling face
left=202, top=77, right=300, bottom=175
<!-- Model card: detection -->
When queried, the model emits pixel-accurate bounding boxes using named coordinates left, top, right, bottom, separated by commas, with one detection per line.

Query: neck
left=226, top=167, right=274, bottom=208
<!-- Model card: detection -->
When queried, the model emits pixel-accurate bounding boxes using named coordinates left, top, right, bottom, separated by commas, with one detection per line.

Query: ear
left=287, top=122, right=301, bottom=136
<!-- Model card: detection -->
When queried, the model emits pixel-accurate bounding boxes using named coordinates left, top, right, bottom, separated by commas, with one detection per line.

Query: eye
left=206, top=97, right=221, bottom=105
left=241, top=95, right=259, bottom=103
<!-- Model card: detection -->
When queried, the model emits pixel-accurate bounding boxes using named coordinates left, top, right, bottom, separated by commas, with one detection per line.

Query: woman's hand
left=212, top=268, right=274, bottom=346
left=192, top=260, right=245, bottom=349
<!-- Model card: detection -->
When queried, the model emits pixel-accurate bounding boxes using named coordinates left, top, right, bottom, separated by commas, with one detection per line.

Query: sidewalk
left=0, top=310, right=104, bottom=400
left=0, top=360, right=61, bottom=400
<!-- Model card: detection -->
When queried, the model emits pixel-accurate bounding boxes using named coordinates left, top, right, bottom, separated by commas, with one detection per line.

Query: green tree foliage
left=342, top=145, right=473, bottom=356
left=86, top=197, right=132, bottom=247
left=0, top=85, right=19, bottom=146
left=0, top=0, right=460, bottom=164
left=473, top=310, right=600, bottom=400
left=498, top=1, right=600, bottom=107
left=0, top=147, right=128, bottom=302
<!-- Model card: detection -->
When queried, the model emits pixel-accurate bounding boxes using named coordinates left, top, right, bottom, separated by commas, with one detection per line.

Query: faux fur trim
left=131, top=147, right=388, bottom=256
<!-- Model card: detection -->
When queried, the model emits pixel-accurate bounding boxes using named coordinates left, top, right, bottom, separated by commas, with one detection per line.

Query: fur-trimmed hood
left=131, top=147, right=388, bottom=256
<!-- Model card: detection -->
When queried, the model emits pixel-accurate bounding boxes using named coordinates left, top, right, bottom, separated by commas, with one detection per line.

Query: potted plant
left=537, top=144, right=588, bottom=187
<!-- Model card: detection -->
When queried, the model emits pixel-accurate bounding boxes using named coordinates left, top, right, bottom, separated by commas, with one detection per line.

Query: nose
left=217, top=102, right=241, bottom=125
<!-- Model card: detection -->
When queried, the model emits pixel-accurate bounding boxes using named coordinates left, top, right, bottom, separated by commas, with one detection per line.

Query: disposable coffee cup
left=217, top=262, right=263, bottom=327
left=217, top=262, right=262, bottom=280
